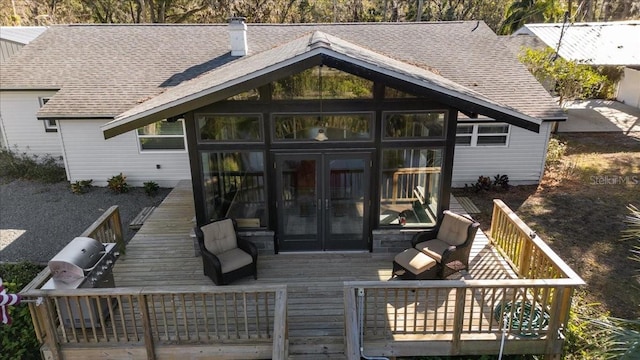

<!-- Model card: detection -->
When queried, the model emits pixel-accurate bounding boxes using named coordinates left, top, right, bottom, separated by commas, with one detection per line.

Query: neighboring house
left=514, top=21, right=640, bottom=108
left=0, top=20, right=564, bottom=251
left=0, top=26, right=47, bottom=149
left=0, top=26, right=47, bottom=63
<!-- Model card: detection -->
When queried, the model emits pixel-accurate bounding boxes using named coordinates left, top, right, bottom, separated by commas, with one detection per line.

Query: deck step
left=128, top=206, right=157, bottom=230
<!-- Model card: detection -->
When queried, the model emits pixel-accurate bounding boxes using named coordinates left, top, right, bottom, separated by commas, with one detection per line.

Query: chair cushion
left=217, top=248, right=253, bottom=274
left=414, top=239, right=451, bottom=262
left=394, top=248, right=436, bottom=275
left=437, top=211, right=473, bottom=246
left=201, top=219, right=237, bottom=255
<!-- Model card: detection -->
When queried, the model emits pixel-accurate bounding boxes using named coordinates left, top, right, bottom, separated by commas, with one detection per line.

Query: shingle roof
left=0, top=26, right=47, bottom=44
left=514, top=21, right=640, bottom=65
left=498, top=34, right=549, bottom=57
left=0, top=22, right=563, bottom=123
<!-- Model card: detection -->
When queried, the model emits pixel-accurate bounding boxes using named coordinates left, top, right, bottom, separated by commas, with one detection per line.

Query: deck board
left=113, top=180, right=514, bottom=358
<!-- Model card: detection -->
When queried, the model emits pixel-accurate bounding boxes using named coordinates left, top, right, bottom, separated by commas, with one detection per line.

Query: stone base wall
left=239, top=230, right=276, bottom=254
left=195, top=229, right=423, bottom=255
left=372, top=229, right=423, bottom=254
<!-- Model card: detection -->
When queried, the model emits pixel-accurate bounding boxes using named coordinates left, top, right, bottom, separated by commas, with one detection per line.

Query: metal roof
left=514, top=21, right=640, bottom=65
left=0, top=26, right=47, bottom=44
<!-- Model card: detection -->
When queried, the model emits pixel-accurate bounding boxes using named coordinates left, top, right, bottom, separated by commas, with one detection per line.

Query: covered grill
left=41, top=236, right=119, bottom=327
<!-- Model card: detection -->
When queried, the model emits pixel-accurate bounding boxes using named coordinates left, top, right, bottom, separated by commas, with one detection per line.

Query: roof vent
left=228, top=17, right=248, bottom=57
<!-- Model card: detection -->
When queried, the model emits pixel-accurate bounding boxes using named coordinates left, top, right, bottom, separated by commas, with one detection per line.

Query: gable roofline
left=101, top=31, right=542, bottom=139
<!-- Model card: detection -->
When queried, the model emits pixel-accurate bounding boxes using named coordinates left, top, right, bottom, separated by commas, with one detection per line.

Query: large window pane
left=272, top=66, right=373, bottom=100
left=383, top=112, right=445, bottom=139
left=201, top=151, right=266, bottom=228
left=273, top=113, right=371, bottom=141
left=379, top=148, right=442, bottom=227
left=198, top=114, right=262, bottom=142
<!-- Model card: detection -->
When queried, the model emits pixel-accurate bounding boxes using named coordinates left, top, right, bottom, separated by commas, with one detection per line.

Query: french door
left=275, top=152, right=371, bottom=251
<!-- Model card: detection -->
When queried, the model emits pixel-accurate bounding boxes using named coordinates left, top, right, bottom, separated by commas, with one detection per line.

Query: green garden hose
left=494, top=301, right=550, bottom=337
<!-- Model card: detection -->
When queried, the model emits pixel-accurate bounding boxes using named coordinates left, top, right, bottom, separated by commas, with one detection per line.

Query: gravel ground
left=0, top=179, right=171, bottom=264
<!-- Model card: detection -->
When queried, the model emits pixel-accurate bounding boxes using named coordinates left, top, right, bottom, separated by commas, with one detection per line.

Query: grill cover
left=49, top=237, right=105, bottom=282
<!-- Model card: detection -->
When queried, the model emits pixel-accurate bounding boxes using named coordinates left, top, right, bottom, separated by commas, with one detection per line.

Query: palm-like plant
left=587, top=204, right=640, bottom=359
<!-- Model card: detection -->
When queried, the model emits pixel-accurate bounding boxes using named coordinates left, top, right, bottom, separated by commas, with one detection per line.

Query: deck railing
left=22, top=285, right=287, bottom=360
left=344, top=200, right=584, bottom=359
left=21, top=206, right=288, bottom=360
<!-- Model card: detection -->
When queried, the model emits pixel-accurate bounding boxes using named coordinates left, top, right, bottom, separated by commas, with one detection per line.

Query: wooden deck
left=112, top=180, right=515, bottom=359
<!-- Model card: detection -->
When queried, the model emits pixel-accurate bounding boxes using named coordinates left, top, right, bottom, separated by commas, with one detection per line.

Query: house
left=0, top=20, right=564, bottom=252
left=0, top=26, right=47, bottom=149
left=513, top=21, right=640, bottom=108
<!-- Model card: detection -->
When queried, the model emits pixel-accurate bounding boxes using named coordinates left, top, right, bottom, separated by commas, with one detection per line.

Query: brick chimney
left=228, top=17, right=248, bottom=57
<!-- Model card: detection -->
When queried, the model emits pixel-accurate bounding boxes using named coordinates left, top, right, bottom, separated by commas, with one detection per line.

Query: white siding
left=452, top=122, right=552, bottom=187
left=0, top=91, right=63, bottom=157
left=617, top=67, right=640, bottom=109
left=0, top=40, right=23, bottom=64
left=58, top=119, right=191, bottom=187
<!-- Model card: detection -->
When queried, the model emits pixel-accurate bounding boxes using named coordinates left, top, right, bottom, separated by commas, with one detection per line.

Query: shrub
left=465, top=175, right=510, bottom=192
left=70, top=179, right=93, bottom=194
left=107, top=173, right=129, bottom=193
left=0, top=262, right=45, bottom=360
left=143, top=181, right=159, bottom=196
left=546, top=137, right=567, bottom=166
left=0, top=148, right=66, bottom=183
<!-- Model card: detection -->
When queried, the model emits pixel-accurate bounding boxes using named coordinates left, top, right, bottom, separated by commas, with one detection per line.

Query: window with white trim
left=137, top=119, right=186, bottom=152
left=39, top=97, right=58, bottom=132
left=455, top=123, right=510, bottom=147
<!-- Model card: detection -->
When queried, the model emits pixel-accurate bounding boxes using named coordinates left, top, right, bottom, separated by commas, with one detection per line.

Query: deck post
left=39, top=299, right=61, bottom=360
left=272, top=287, right=288, bottom=360
left=451, top=287, right=466, bottom=354
left=544, top=286, right=566, bottom=358
left=344, top=286, right=360, bottom=360
left=138, top=294, right=156, bottom=360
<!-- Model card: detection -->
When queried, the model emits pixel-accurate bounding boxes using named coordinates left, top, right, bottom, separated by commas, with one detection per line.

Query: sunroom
left=102, top=31, right=542, bottom=254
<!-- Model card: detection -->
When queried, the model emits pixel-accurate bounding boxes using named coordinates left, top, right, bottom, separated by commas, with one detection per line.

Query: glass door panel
left=275, top=154, right=321, bottom=251
left=276, top=152, right=371, bottom=252
left=325, top=154, right=370, bottom=251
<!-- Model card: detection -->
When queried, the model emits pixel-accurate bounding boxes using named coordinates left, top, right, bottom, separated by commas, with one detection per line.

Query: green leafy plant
left=465, top=175, right=510, bottom=193
left=0, top=148, right=66, bottom=183
left=143, top=181, right=159, bottom=197
left=519, top=48, right=622, bottom=105
left=70, top=179, right=93, bottom=194
left=107, top=173, right=129, bottom=193
left=0, top=262, right=45, bottom=360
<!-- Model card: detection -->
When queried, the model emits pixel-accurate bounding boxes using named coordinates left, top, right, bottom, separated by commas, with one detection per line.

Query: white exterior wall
left=0, top=91, right=62, bottom=156
left=0, top=40, right=23, bottom=64
left=58, top=119, right=191, bottom=187
left=451, top=122, right=552, bottom=187
left=617, top=67, right=640, bottom=109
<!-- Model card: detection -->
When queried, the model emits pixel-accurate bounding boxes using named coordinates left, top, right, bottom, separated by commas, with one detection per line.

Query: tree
left=499, top=0, right=564, bottom=34
left=519, top=47, right=617, bottom=105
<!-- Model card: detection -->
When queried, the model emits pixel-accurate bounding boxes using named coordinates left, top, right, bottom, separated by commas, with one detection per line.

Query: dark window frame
left=38, top=97, right=58, bottom=133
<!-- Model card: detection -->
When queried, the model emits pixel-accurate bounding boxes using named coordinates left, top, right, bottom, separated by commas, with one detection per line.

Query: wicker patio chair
left=195, top=218, right=258, bottom=285
left=411, top=210, right=479, bottom=278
